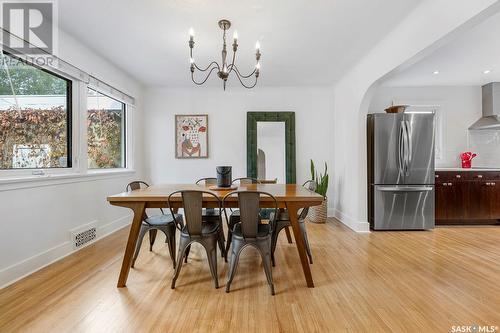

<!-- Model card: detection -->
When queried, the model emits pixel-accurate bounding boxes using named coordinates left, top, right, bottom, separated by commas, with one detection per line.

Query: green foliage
left=87, top=109, right=124, bottom=168
left=0, top=107, right=68, bottom=168
left=0, top=56, right=66, bottom=95
left=310, top=159, right=329, bottom=197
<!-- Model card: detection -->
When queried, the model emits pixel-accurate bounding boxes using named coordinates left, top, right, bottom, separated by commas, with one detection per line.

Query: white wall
left=332, top=0, right=500, bottom=232
left=369, top=86, right=482, bottom=167
left=257, top=122, right=286, bottom=183
left=144, top=86, right=334, bottom=204
left=0, top=29, right=144, bottom=287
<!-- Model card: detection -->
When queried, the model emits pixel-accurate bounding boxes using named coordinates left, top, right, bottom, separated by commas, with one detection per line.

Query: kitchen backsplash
left=468, top=130, right=500, bottom=167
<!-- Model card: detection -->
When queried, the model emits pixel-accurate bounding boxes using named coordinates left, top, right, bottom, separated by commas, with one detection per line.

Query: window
left=87, top=88, right=126, bottom=169
left=0, top=53, right=71, bottom=169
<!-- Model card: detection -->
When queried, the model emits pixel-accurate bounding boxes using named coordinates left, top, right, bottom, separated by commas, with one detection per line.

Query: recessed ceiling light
left=433, top=70, right=439, bottom=75
left=483, top=70, right=491, bottom=74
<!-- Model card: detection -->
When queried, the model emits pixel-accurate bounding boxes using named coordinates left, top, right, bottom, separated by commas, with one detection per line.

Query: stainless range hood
left=469, top=82, right=500, bottom=130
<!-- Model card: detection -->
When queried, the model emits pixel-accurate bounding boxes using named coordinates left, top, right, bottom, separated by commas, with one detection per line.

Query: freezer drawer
left=373, top=185, right=435, bottom=230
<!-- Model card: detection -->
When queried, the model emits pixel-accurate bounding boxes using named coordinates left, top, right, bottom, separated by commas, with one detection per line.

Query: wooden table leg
left=117, top=202, right=146, bottom=288
left=285, top=201, right=315, bottom=288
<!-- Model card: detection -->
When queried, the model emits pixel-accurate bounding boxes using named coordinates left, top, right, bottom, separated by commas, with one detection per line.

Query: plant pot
left=308, top=197, right=327, bottom=224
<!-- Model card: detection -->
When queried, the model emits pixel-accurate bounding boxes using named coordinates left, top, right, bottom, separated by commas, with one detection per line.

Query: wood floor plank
left=1, top=219, right=499, bottom=332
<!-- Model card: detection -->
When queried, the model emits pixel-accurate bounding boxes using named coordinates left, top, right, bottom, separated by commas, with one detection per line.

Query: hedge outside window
left=87, top=88, right=126, bottom=169
left=0, top=53, right=71, bottom=169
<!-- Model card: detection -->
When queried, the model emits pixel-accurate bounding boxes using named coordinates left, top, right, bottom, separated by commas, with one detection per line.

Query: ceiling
left=58, top=0, right=422, bottom=87
left=382, top=9, right=500, bottom=87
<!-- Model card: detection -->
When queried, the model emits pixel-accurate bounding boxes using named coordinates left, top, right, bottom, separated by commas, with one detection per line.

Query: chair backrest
left=126, top=181, right=160, bottom=218
left=126, top=181, right=149, bottom=192
left=168, top=190, right=221, bottom=236
left=299, top=180, right=317, bottom=220
left=232, top=177, right=258, bottom=185
left=196, top=177, right=217, bottom=186
left=223, top=191, right=277, bottom=238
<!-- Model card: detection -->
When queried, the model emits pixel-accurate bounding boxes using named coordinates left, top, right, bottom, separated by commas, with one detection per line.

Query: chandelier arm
left=227, top=50, right=237, bottom=74
left=191, top=65, right=219, bottom=85
left=231, top=64, right=256, bottom=79
left=232, top=69, right=258, bottom=89
left=194, top=61, right=220, bottom=72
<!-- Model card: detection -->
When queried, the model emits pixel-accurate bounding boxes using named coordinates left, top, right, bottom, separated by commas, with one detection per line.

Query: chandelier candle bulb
left=255, top=40, right=260, bottom=51
left=233, top=31, right=238, bottom=41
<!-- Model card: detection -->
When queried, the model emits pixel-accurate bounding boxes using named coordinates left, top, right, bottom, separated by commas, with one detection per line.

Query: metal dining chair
left=169, top=190, right=222, bottom=289
left=224, top=177, right=259, bottom=254
left=223, top=190, right=278, bottom=295
left=193, top=177, right=226, bottom=262
left=270, top=180, right=316, bottom=266
left=126, top=181, right=179, bottom=269
left=225, top=177, right=292, bottom=253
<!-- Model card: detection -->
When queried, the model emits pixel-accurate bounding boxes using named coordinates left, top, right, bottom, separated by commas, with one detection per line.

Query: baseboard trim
left=333, top=209, right=370, bottom=233
left=0, top=215, right=132, bottom=289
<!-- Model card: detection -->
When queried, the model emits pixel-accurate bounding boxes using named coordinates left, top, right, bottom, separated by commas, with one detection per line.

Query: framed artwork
left=175, top=114, right=209, bottom=158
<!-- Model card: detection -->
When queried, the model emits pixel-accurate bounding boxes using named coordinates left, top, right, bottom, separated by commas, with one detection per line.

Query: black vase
left=216, top=166, right=232, bottom=187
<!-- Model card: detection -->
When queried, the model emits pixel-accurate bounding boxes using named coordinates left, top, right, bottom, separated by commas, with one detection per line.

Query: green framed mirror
left=247, top=112, right=296, bottom=184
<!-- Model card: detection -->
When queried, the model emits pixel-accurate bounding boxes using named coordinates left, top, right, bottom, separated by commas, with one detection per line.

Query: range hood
left=469, top=82, right=500, bottom=130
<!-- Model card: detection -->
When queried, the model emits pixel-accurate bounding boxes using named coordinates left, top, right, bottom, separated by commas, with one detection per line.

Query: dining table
left=107, top=183, right=324, bottom=288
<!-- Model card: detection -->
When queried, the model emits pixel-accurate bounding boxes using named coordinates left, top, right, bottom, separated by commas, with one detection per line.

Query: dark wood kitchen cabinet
left=435, top=171, right=500, bottom=225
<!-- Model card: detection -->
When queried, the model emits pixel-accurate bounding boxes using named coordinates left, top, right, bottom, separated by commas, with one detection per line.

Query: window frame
left=86, top=87, right=127, bottom=170
left=0, top=52, right=74, bottom=174
left=0, top=55, right=135, bottom=185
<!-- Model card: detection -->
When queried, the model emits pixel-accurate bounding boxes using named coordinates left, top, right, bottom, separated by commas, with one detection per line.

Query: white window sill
left=0, top=169, right=136, bottom=192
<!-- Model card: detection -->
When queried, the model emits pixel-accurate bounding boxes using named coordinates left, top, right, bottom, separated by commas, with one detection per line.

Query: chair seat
left=269, top=211, right=291, bottom=222
left=232, top=223, right=271, bottom=239
left=145, top=214, right=181, bottom=226
left=181, top=221, right=219, bottom=236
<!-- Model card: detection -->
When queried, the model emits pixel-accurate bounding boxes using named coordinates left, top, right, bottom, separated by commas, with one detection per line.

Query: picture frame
left=175, top=114, right=209, bottom=158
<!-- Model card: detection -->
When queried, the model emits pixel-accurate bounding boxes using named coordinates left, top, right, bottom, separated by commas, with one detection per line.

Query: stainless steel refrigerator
left=367, top=112, right=435, bottom=230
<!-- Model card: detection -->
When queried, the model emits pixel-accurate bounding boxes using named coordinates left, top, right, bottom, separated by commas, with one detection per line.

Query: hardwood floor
left=1, top=219, right=499, bottom=332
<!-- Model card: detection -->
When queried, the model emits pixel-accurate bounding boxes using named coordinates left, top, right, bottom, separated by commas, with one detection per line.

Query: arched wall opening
left=332, top=0, right=500, bottom=232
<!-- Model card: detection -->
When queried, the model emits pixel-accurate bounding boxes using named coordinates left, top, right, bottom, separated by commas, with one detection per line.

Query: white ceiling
left=58, top=0, right=422, bottom=87
left=382, top=9, right=500, bottom=87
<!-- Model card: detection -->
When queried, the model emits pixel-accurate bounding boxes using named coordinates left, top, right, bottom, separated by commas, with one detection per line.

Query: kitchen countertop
left=435, top=167, right=500, bottom=171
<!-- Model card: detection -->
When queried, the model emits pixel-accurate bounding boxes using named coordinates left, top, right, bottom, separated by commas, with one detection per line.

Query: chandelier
left=188, top=19, right=261, bottom=90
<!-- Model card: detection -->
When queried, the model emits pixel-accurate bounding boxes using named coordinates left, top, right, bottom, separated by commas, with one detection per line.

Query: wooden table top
left=107, top=183, right=324, bottom=202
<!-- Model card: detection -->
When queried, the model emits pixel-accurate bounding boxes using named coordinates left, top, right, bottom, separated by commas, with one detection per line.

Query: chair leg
left=202, top=237, right=219, bottom=289
left=184, top=245, right=191, bottom=263
left=218, top=228, right=227, bottom=262
left=300, top=221, right=313, bottom=264
left=258, top=239, right=275, bottom=295
left=171, top=237, right=190, bottom=289
left=284, top=226, right=293, bottom=244
left=225, top=229, right=233, bottom=255
left=226, top=240, right=244, bottom=293
left=131, top=225, right=148, bottom=268
left=149, top=229, right=158, bottom=251
left=158, top=225, right=176, bottom=269
left=271, top=222, right=286, bottom=267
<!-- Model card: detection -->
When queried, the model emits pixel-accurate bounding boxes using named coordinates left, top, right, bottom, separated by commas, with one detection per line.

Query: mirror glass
left=257, top=121, right=286, bottom=183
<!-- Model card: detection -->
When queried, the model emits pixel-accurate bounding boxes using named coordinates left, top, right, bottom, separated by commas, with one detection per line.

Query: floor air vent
left=70, top=222, right=98, bottom=249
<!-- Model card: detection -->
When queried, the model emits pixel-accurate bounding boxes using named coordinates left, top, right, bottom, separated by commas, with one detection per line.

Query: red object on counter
left=460, top=152, right=477, bottom=168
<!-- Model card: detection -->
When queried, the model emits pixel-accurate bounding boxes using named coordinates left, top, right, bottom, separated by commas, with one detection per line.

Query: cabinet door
left=488, top=181, right=500, bottom=219
left=445, top=181, right=468, bottom=219
left=435, top=181, right=467, bottom=220
left=467, top=181, right=492, bottom=219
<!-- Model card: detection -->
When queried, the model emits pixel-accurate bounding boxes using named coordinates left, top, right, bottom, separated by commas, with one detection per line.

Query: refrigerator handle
left=378, top=186, right=433, bottom=192
left=398, top=122, right=405, bottom=176
left=405, top=120, right=412, bottom=176
left=401, top=121, right=409, bottom=176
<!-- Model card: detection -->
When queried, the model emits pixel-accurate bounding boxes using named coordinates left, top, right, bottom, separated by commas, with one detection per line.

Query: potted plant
left=308, top=160, right=329, bottom=224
